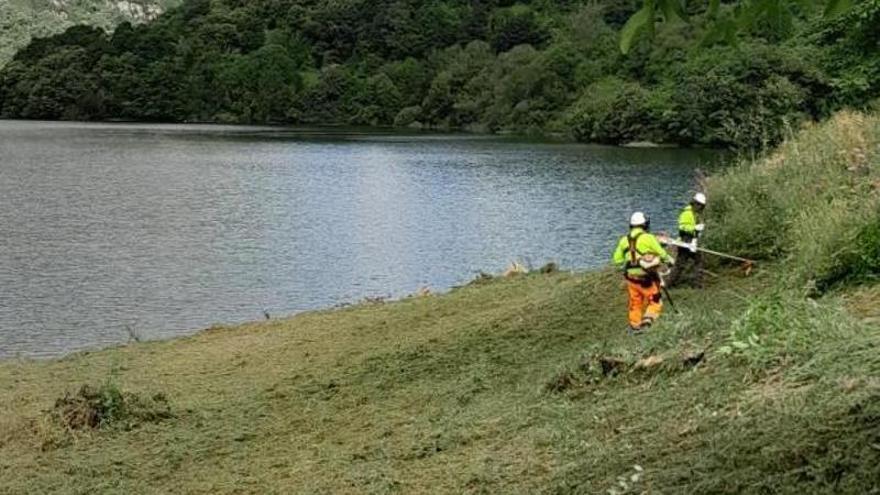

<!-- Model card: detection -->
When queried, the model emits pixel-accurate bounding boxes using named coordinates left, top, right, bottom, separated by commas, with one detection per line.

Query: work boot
left=640, top=317, right=654, bottom=330
left=627, top=325, right=643, bottom=336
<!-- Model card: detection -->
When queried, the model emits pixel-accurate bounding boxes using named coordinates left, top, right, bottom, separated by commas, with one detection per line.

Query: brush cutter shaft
left=659, top=278, right=680, bottom=314
left=694, top=247, right=754, bottom=264
left=658, top=235, right=755, bottom=264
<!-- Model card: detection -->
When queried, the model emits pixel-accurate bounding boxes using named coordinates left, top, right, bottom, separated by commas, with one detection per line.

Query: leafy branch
left=620, top=0, right=854, bottom=53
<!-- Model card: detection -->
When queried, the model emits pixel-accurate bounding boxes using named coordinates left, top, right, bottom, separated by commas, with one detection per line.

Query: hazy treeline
left=0, top=0, right=178, bottom=67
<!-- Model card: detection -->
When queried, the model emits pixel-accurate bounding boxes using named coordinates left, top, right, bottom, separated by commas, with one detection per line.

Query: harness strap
left=625, top=231, right=645, bottom=270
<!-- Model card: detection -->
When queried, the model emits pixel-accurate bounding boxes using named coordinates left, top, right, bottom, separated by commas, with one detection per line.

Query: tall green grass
left=706, top=112, right=880, bottom=291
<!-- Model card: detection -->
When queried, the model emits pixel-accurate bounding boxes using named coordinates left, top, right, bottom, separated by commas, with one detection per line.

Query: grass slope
left=1, top=112, right=880, bottom=493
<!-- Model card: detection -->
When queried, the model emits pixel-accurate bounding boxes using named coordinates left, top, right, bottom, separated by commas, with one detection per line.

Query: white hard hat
left=630, top=211, right=648, bottom=227
left=693, top=193, right=707, bottom=205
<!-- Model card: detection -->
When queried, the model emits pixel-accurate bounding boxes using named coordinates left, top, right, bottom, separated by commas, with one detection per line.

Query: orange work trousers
left=626, top=278, right=663, bottom=329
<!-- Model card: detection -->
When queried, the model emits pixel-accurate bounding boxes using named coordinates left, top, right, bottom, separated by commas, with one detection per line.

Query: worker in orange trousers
left=612, top=212, right=675, bottom=333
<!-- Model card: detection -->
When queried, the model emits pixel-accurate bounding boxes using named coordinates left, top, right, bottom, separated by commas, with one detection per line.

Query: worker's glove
left=695, top=223, right=705, bottom=233
left=689, top=239, right=698, bottom=253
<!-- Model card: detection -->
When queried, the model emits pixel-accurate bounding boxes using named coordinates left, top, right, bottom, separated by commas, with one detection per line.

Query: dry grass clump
left=465, top=261, right=557, bottom=285
left=16, top=382, right=175, bottom=451
left=832, top=111, right=871, bottom=172
left=52, top=383, right=172, bottom=431
left=545, top=349, right=707, bottom=396
left=502, top=260, right=529, bottom=277
left=544, top=368, right=579, bottom=393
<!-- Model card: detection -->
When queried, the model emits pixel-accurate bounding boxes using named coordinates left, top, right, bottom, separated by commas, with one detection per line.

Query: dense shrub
left=351, top=73, right=402, bottom=125
left=394, top=105, right=423, bottom=127
left=566, top=77, right=660, bottom=143
left=665, top=43, right=830, bottom=147
left=702, top=165, right=789, bottom=260
left=706, top=111, right=880, bottom=290
left=814, top=1, right=880, bottom=110
left=489, top=4, right=549, bottom=53
left=815, top=212, right=880, bottom=291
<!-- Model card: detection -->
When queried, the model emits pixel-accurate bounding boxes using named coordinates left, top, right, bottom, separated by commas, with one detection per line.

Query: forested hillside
left=1, top=0, right=878, bottom=147
left=0, top=0, right=179, bottom=68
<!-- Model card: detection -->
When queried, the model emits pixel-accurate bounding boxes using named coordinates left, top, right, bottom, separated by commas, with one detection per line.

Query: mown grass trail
left=2, top=265, right=878, bottom=493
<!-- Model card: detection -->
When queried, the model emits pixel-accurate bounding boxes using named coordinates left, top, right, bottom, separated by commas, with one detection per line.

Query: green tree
left=218, top=43, right=302, bottom=123
left=489, top=4, right=550, bottom=53
left=351, top=73, right=402, bottom=125
left=620, top=0, right=855, bottom=54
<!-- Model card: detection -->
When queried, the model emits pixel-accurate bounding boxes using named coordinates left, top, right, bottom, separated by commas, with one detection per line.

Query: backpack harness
left=623, top=231, right=659, bottom=286
left=624, top=231, right=645, bottom=271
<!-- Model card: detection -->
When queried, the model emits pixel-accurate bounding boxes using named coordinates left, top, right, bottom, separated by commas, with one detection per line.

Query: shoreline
left=0, top=116, right=718, bottom=149
left=0, top=266, right=572, bottom=363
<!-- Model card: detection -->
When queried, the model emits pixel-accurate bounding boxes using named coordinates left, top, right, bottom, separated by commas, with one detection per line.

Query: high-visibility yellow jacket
left=612, top=227, right=672, bottom=279
left=678, top=205, right=699, bottom=239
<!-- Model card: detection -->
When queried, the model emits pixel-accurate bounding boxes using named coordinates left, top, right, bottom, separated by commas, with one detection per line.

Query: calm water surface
left=0, top=121, right=722, bottom=358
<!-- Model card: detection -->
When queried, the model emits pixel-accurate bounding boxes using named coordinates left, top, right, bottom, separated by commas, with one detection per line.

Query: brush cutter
left=657, top=234, right=756, bottom=266
left=657, top=266, right=680, bottom=314
left=660, top=282, right=680, bottom=314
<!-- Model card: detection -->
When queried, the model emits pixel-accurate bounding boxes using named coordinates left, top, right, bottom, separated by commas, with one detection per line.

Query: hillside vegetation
left=0, top=0, right=179, bottom=68
left=1, top=0, right=879, bottom=147
left=1, top=111, right=879, bottom=493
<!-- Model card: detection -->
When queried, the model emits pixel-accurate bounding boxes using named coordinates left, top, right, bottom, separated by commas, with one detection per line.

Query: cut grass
left=1, top=266, right=877, bottom=494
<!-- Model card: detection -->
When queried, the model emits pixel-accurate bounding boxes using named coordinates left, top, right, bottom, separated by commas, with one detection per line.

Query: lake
left=0, top=121, right=722, bottom=358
